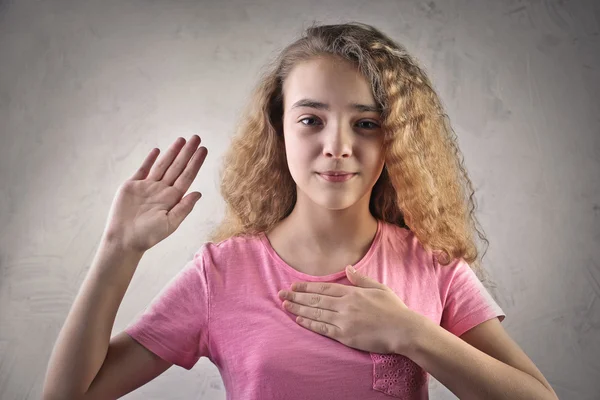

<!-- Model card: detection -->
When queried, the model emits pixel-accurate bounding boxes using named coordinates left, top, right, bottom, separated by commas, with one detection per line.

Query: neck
left=280, top=194, right=379, bottom=256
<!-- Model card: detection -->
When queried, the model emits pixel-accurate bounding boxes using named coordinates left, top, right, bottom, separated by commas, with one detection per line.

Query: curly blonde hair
left=207, top=21, right=493, bottom=281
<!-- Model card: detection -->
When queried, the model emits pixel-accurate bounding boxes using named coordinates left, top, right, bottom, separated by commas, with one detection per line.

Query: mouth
left=317, top=172, right=357, bottom=182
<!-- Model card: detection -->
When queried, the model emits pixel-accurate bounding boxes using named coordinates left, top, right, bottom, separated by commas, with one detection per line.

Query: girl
left=43, top=22, right=558, bottom=399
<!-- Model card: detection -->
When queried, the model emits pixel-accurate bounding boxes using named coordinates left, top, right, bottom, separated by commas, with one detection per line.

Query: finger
left=173, top=146, right=208, bottom=194
left=162, top=135, right=201, bottom=186
left=166, top=191, right=202, bottom=230
left=290, top=281, right=349, bottom=297
left=295, top=315, right=341, bottom=339
left=283, top=300, right=340, bottom=327
left=147, top=137, right=187, bottom=181
left=131, top=148, right=160, bottom=180
left=279, top=290, right=338, bottom=312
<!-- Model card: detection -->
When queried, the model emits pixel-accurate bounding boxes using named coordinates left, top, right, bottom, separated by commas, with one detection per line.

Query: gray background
left=1, top=0, right=599, bottom=399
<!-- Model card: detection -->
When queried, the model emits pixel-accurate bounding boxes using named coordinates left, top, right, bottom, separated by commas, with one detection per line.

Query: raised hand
left=102, top=135, right=208, bottom=253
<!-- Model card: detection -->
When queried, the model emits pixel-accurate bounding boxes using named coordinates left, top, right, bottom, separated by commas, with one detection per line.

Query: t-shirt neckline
left=259, top=219, right=384, bottom=281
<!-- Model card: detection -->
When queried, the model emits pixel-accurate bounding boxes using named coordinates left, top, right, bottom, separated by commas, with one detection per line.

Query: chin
left=315, top=195, right=360, bottom=210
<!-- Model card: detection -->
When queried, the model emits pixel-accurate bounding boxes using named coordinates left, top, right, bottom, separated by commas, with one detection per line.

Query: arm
left=43, top=236, right=145, bottom=398
left=44, top=135, right=208, bottom=399
left=401, top=315, right=558, bottom=400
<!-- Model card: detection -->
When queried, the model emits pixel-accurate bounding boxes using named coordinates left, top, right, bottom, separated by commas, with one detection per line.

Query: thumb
left=168, top=192, right=202, bottom=228
left=346, top=265, right=385, bottom=289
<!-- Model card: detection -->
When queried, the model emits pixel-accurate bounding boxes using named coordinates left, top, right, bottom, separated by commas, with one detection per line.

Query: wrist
left=395, top=311, right=435, bottom=357
left=100, top=231, right=145, bottom=257
left=90, top=236, right=145, bottom=290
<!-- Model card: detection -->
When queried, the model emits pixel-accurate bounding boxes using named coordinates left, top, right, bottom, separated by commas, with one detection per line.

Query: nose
left=322, top=122, right=353, bottom=159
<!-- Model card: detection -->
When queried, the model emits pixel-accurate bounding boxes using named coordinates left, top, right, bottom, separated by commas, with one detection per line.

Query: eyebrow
left=290, top=98, right=382, bottom=114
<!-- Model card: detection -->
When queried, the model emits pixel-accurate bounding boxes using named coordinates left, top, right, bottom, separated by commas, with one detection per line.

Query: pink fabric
left=125, top=219, right=505, bottom=399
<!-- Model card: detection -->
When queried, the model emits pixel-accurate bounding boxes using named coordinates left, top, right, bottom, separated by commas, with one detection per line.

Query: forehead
left=282, top=56, right=376, bottom=110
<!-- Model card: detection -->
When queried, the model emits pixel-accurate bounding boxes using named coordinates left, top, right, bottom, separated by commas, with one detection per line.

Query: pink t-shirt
left=125, top=219, right=505, bottom=399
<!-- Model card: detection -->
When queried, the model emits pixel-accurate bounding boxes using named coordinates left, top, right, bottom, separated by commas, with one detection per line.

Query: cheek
left=365, top=144, right=385, bottom=169
left=284, top=137, right=313, bottom=178
left=372, top=153, right=386, bottom=171
left=285, top=135, right=317, bottom=164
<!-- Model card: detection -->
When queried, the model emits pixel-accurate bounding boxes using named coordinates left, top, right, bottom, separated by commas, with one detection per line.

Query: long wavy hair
left=207, top=21, right=494, bottom=283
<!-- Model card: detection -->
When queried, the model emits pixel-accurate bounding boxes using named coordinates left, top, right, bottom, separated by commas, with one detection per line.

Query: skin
left=268, top=55, right=558, bottom=399
left=266, top=55, right=386, bottom=276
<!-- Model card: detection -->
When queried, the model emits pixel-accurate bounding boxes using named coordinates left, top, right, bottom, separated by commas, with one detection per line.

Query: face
left=281, top=55, right=386, bottom=211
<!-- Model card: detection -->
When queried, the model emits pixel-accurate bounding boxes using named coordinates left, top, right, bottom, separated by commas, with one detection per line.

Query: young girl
left=43, top=22, right=558, bottom=399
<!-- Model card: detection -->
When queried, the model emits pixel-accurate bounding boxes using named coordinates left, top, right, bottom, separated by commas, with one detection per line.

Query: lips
left=317, top=172, right=356, bottom=182
left=319, top=171, right=356, bottom=176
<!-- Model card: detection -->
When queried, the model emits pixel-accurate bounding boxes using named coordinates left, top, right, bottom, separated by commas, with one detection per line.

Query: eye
left=357, top=120, right=380, bottom=130
left=299, top=117, right=321, bottom=127
left=299, top=117, right=380, bottom=130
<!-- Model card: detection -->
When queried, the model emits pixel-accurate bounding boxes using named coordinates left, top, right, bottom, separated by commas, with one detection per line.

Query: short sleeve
left=124, top=246, right=210, bottom=370
left=438, top=258, right=506, bottom=337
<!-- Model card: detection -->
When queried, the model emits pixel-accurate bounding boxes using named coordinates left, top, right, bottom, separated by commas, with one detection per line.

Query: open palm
left=103, top=135, right=208, bottom=253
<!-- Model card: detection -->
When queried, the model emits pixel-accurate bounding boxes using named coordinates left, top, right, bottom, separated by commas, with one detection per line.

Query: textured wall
left=1, top=0, right=598, bottom=399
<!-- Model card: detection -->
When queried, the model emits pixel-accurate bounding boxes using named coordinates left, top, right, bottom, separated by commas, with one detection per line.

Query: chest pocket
left=370, top=353, right=428, bottom=398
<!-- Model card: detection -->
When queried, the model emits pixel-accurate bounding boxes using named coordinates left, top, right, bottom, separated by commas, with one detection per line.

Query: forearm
left=402, top=315, right=557, bottom=400
left=43, top=236, right=144, bottom=399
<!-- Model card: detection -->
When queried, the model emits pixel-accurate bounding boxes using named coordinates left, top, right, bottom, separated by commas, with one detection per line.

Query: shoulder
left=384, top=222, right=469, bottom=270
left=380, top=221, right=415, bottom=252
left=382, top=222, right=476, bottom=290
left=383, top=222, right=430, bottom=254
left=382, top=222, right=436, bottom=269
left=196, top=232, right=265, bottom=268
